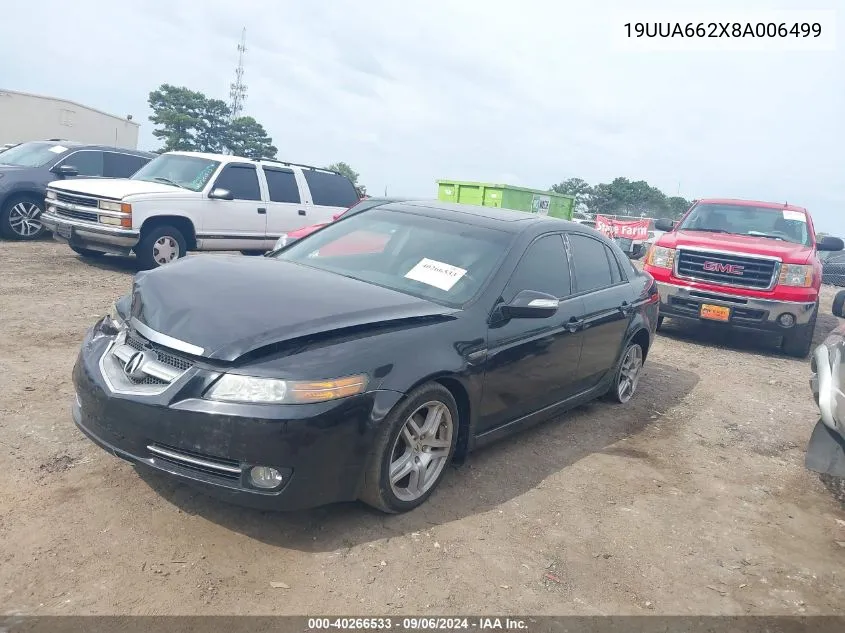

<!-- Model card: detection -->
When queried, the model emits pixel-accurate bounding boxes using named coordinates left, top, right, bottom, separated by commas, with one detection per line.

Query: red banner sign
left=595, top=215, right=650, bottom=241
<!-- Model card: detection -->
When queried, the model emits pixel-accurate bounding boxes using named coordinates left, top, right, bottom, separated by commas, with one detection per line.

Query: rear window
left=303, top=170, right=359, bottom=207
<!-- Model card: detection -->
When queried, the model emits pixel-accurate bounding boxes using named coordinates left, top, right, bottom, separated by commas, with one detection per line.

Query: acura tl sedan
left=72, top=201, right=659, bottom=513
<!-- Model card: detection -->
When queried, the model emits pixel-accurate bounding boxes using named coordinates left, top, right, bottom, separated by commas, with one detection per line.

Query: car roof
left=16, top=140, right=153, bottom=157
left=696, top=198, right=807, bottom=213
left=377, top=200, right=590, bottom=234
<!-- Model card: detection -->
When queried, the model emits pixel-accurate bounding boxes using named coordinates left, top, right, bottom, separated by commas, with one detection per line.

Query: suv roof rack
left=254, top=157, right=341, bottom=176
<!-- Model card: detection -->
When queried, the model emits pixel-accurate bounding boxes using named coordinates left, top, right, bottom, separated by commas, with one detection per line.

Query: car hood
left=48, top=178, right=183, bottom=199
left=129, top=255, right=458, bottom=362
left=658, top=230, right=813, bottom=263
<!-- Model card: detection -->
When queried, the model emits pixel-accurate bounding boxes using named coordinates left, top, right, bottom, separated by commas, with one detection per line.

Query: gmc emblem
left=703, top=261, right=745, bottom=275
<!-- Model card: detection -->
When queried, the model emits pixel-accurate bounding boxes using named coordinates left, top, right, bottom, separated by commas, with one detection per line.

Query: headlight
left=274, top=234, right=288, bottom=250
left=645, top=245, right=676, bottom=269
left=205, top=373, right=368, bottom=404
left=778, top=264, right=813, bottom=287
left=46, top=190, right=56, bottom=199
left=99, top=200, right=129, bottom=212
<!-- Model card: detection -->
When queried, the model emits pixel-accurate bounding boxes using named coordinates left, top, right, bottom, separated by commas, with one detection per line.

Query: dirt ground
left=1, top=239, right=844, bottom=616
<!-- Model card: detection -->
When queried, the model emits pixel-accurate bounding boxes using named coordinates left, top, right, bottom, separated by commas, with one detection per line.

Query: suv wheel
left=359, top=383, right=458, bottom=513
left=136, top=225, right=187, bottom=270
left=781, top=304, right=818, bottom=358
left=0, top=195, right=45, bottom=240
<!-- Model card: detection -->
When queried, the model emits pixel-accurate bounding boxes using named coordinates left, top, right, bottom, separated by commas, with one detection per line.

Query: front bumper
left=72, top=330, right=403, bottom=510
left=656, top=281, right=816, bottom=333
left=41, top=212, right=139, bottom=254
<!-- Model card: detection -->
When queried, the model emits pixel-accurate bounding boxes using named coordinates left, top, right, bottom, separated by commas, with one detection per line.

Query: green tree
left=550, top=177, right=591, bottom=211
left=326, top=162, right=366, bottom=196
left=195, top=98, right=231, bottom=154
left=148, top=84, right=206, bottom=152
left=224, top=116, right=277, bottom=159
left=665, top=196, right=692, bottom=219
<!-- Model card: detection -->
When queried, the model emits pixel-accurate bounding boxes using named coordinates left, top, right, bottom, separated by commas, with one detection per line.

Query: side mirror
left=52, top=164, right=79, bottom=177
left=501, top=290, right=559, bottom=320
left=654, top=218, right=675, bottom=232
left=833, top=290, right=845, bottom=318
left=209, top=188, right=234, bottom=201
left=818, top=236, right=844, bottom=252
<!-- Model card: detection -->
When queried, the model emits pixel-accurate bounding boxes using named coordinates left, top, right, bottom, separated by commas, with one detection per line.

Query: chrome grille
left=98, top=329, right=193, bottom=395
left=55, top=191, right=99, bottom=208
left=126, top=330, right=194, bottom=372
left=56, top=208, right=98, bottom=222
left=147, top=443, right=241, bottom=480
left=676, top=249, right=778, bottom=290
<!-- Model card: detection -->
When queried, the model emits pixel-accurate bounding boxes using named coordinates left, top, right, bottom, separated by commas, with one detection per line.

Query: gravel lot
left=1, top=239, right=844, bottom=616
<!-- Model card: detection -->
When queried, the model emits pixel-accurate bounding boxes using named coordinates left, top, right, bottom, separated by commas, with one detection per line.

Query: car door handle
left=564, top=317, right=584, bottom=333
left=257, top=207, right=267, bottom=214
left=619, top=301, right=634, bottom=316
left=298, top=209, right=306, bottom=216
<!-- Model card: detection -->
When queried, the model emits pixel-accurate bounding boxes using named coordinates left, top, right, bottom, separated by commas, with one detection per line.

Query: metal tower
left=228, top=28, right=247, bottom=122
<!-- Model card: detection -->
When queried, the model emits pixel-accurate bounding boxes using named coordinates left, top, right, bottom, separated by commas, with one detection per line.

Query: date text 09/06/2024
left=624, top=22, right=822, bottom=38
left=306, top=618, right=528, bottom=630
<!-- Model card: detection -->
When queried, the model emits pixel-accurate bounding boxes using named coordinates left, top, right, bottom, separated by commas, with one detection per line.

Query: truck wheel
left=135, top=225, right=187, bottom=270
left=0, top=194, right=45, bottom=240
left=781, top=304, right=818, bottom=358
left=70, top=245, right=106, bottom=259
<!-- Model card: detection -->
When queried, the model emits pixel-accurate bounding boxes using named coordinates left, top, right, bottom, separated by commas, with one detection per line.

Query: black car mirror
left=501, top=290, right=559, bottom=320
left=654, top=218, right=675, bottom=232
left=52, top=164, right=79, bottom=178
left=818, top=236, right=844, bottom=252
left=833, top=290, right=845, bottom=318
left=209, top=188, right=234, bottom=201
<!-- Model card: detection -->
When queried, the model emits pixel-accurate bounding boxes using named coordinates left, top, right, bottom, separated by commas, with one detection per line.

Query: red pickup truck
left=644, top=198, right=843, bottom=357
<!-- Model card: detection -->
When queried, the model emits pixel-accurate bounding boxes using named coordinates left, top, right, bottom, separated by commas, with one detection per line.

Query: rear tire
left=781, top=304, right=818, bottom=358
left=70, top=245, right=106, bottom=259
left=359, top=383, right=459, bottom=514
left=135, top=225, right=187, bottom=270
left=605, top=341, right=644, bottom=404
left=0, top=194, right=45, bottom=240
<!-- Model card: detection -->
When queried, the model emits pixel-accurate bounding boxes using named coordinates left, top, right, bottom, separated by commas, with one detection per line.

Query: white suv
left=41, top=151, right=360, bottom=269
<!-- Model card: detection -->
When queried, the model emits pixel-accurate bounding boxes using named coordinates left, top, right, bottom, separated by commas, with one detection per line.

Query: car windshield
left=677, top=203, right=811, bottom=246
left=131, top=154, right=220, bottom=191
left=0, top=141, right=69, bottom=167
left=275, top=207, right=513, bottom=307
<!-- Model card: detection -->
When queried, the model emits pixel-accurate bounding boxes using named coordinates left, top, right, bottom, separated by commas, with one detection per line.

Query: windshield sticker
left=48, top=145, right=68, bottom=154
left=783, top=210, right=806, bottom=222
left=404, top=258, right=467, bottom=291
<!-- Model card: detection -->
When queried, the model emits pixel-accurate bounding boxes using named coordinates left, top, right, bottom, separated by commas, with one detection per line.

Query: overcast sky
left=2, top=0, right=843, bottom=230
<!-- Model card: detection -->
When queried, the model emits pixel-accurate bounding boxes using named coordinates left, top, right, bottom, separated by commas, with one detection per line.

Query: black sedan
left=72, top=201, right=659, bottom=513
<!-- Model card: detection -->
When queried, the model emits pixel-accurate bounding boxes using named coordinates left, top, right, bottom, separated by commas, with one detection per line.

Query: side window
left=569, top=233, right=613, bottom=293
left=605, top=245, right=622, bottom=284
left=62, top=150, right=104, bottom=177
left=263, top=168, right=301, bottom=203
left=213, top=164, right=261, bottom=201
left=503, top=234, right=571, bottom=301
left=303, top=170, right=359, bottom=207
left=103, top=152, right=149, bottom=178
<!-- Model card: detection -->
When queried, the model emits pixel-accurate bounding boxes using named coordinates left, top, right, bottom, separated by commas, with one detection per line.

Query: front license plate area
left=57, top=224, right=71, bottom=239
left=700, top=303, right=730, bottom=322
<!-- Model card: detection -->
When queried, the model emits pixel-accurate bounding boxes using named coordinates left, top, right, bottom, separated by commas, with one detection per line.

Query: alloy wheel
left=388, top=401, right=453, bottom=502
left=8, top=202, right=42, bottom=237
left=617, top=344, right=643, bottom=403
left=153, top=236, right=180, bottom=265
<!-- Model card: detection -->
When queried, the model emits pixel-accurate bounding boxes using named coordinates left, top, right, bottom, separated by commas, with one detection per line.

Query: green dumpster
left=436, top=180, right=574, bottom=220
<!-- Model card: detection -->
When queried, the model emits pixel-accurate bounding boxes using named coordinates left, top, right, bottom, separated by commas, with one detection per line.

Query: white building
left=0, top=89, right=140, bottom=149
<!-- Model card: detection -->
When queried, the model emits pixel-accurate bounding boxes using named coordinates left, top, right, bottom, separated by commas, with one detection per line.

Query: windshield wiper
left=746, top=231, right=786, bottom=241
left=151, top=177, right=187, bottom=189
left=684, top=228, right=730, bottom=234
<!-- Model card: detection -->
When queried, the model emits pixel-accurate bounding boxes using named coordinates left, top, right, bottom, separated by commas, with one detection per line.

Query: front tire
left=135, top=225, right=187, bottom=270
left=0, top=195, right=45, bottom=240
left=359, top=383, right=459, bottom=513
left=605, top=341, right=644, bottom=404
left=781, top=304, right=818, bottom=358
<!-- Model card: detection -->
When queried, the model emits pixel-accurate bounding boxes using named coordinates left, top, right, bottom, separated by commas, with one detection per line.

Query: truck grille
left=676, top=249, right=778, bottom=290
left=56, top=208, right=98, bottom=222
left=55, top=192, right=99, bottom=208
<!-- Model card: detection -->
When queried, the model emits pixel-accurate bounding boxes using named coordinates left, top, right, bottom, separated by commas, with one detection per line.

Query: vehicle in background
left=0, top=140, right=153, bottom=240
left=820, top=250, right=845, bottom=287
left=805, top=290, right=845, bottom=492
left=270, top=197, right=412, bottom=252
left=40, top=152, right=359, bottom=269
left=72, top=200, right=658, bottom=513
left=645, top=198, right=844, bottom=357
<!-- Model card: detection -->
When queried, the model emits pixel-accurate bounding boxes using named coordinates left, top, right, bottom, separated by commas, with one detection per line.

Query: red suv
left=644, top=198, right=843, bottom=357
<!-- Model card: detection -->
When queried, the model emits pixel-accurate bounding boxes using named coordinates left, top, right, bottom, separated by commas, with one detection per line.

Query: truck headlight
left=99, top=200, right=131, bottom=213
left=46, top=190, right=56, bottom=199
left=645, top=245, right=676, bottom=269
left=205, top=374, right=368, bottom=404
left=778, top=264, right=813, bottom=287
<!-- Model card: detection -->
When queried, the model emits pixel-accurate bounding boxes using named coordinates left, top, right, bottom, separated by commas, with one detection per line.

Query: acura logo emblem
left=123, top=351, right=150, bottom=380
